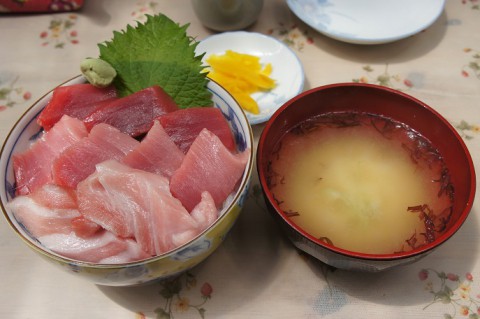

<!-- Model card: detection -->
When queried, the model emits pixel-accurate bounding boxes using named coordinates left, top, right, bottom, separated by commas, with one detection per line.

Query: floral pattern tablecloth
left=1, top=1, right=480, bottom=318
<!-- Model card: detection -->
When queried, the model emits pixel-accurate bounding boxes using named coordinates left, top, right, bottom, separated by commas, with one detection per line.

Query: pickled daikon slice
left=205, top=50, right=275, bottom=114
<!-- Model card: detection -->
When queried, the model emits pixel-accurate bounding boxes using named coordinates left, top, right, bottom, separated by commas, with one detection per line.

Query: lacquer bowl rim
left=257, top=82, right=476, bottom=262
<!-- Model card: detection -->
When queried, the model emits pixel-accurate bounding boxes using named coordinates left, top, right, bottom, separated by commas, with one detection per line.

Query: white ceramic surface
left=196, top=31, right=305, bottom=125
left=286, top=0, right=446, bottom=45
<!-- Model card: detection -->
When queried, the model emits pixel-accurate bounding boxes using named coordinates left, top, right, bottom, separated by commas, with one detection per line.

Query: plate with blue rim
left=286, top=0, right=446, bottom=45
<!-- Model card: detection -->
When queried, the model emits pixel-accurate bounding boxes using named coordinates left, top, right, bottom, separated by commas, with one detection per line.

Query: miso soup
left=266, top=112, right=454, bottom=254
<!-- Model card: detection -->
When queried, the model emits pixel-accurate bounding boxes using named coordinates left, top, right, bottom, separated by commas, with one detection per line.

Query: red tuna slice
left=170, top=128, right=250, bottom=212
left=190, top=191, right=219, bottom=230
left=37, top=83, right=117, bottom=131
left=7, top=184, right=81, bottom=238
left=38, top=230, right=149, bottom=263
left=13, top=115, right=88, bottom=195
left=122, top=121, right=185, bottom=179
left=83, top=85, right=179, bottom=137
left=158, top=107, right=236, bottom=153
left=52, top=123, right=139, bottom=189
left=77, top=160, right=201, bottom=256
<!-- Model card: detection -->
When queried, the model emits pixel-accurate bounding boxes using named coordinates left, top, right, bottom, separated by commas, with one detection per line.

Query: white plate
left=196, top=31, right=304, bottom=125
left=286, top=0, right=446, bottom=45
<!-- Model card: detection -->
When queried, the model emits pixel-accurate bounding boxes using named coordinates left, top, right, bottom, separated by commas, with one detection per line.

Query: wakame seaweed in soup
left=266, top=112, right=453, bottom=254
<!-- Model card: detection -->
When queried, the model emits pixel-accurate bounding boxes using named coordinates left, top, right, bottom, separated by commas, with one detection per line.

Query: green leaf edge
left=97, top=14, right=212, bottom=108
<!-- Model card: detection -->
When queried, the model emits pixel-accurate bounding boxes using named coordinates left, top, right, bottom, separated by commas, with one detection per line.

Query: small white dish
left=286, top=0, right=446, bottom=45
left=196, top=31, right=305, bottom=125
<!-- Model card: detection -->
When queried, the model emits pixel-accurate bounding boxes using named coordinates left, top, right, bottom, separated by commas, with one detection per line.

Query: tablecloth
left=1, top=0, right=479, bottom=318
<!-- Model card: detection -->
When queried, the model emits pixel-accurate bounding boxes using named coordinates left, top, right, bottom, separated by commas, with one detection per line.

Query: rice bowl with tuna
left=0, top=76, right=254, bottom=286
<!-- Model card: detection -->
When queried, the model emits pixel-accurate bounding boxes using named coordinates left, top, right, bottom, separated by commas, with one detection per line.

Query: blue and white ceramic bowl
left=0, top=76, right=253, bottom=286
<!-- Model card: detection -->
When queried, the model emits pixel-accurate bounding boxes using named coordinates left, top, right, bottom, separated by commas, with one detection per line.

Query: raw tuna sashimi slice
left=190, top=191, right=219, bottom=230
left=77, top=173, right=133, bottom=238
left=170, top=128, right=250, bottom=212
left=7, top=184, right=81, bottom=238
left=122, top=121, right=184, bottom=179
left=37, top=83, right=117, bottom=131
left=28, top=183, right=77, bottom=209
left=98, top=239, right=151, bottom=264
left=7, top=174, right=146, bottom=264
left=71, top=216, right=102, bottom=238
left=83, top=85, right=179, bottom=137
left=148, top=185, right=201, bottom=254
left=13, top=115, right=88, bottom=195
left=77, top=160, right=171, bottom=239
left=158, top=107, right=236, bottom=153
left=52, top=123, right=139, bottom=188
left=39, top=230, right=149, bottom=263
left=77, top=160, right=202, bottom=256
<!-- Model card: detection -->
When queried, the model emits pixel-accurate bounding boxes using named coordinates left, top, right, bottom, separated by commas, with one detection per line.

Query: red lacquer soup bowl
left=256, top=83, right=476, bottom=272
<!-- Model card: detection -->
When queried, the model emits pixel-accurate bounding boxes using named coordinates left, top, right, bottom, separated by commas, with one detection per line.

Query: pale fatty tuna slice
left=77, top=160, right=204, bottom=256
left=8, top=183, right=148, bottom=263
left=190, top=191, right=219, bottom=230
left=52, top=123, right=139, bottom=189
left=7, top=184, right=81, bottom=238
left=13, top=115, right=88, bottom=195
left=39, top=230, right=148, bottom=263
left=29, top=182, right=78, bottom=209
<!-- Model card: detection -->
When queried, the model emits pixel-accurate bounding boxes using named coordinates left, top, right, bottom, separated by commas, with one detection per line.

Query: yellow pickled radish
left=205, top=50, right=276, bottom=114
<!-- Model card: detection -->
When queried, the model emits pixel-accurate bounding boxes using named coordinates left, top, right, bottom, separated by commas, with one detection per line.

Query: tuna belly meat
left=39, top=230, right=149, bottom=263
left=158, top=107, right=236, bottom=153
left=83, top=85, right=179, bottom=137
left=122, top=120, right=184, bottom=179
left=7, top=184, right=81, bottom=238
left=37, top=83, right=117, bottom=131
left=147, top=183, right=202, bottom=255
left=77, top=160, right=171, bottom=240
left=190, top=191, right=219, bottom=230
left=28, top=183, right=77, bottom=209
left=77, top=160, right=202, bottom=256
left=52, top=123, right=139, bottom=189
left=71, top=216, right=102, bottom=239
left=7, top=182, right=147, bottom=264
left=170, top=128, right=250, bottom=212
left=13, top=115, right=88, bottom=195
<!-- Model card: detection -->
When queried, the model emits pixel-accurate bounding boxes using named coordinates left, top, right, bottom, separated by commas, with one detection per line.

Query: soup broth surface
left=267, top=112, right=453, bottom=254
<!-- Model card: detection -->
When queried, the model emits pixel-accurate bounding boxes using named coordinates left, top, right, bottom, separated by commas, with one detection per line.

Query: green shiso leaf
left=98, top=14, right=211, bottom=108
